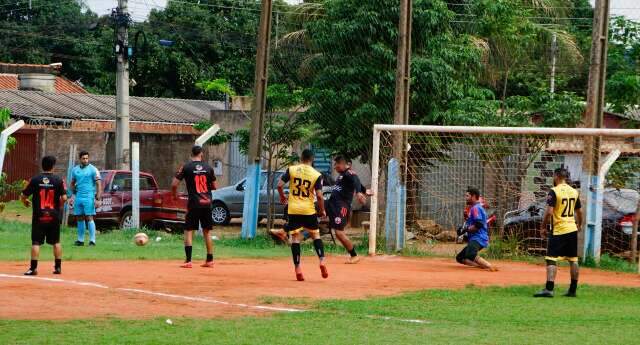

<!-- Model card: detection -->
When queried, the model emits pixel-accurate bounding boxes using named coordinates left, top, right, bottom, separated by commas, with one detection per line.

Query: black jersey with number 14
left=22, top=173, right=67, bottom=225
left=175, top=161, right=216, bottom=209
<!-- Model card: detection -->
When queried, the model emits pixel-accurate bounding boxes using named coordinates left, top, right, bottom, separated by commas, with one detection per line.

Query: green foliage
left=582, top=254, right=639, bottom=273
left=606, top=17, right=640, bottom=114
left=606, top=158, right=640, bottom=189
left=195, top=78, right=237, bottom=98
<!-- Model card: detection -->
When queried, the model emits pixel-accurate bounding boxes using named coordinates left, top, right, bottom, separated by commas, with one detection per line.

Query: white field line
left=0, top=273, right=432, bottom=324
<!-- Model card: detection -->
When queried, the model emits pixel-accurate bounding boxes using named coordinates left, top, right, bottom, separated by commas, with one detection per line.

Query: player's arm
left=540, top=190, right=556, bottom=238
left=351, top=172, right=367, bottom=205
left=209, top=169, right=218, bottom=191
left=315, top=177, right=326, bottom=218
left=465, top=207, right=484, bottom=233
left=574, top=197, right=583, bottom=231
left=171, top=165, right=184, bottom=199
left=20, top=178, right=35, bottom=208
left=277, top=168, right=290, bottom=205
left=59, top=180, right=68, bottom=203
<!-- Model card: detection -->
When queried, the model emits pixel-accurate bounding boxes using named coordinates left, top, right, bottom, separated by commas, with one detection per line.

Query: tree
left=0, top=108, right=26, bottom=213
left=606, top=17, right=640, bottom=114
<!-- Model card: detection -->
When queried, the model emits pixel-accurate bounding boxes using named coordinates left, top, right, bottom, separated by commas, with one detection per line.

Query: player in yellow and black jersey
left=277, top=149, right=328, bottom=282
left=534, top=168, right=583, bottom=298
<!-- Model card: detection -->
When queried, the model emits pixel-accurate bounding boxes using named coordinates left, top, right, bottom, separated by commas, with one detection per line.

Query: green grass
left=0, top=220, right=367, bottom=261
left=1, top=285, right=639, bottom=345
left=1, top=200, right=32, bottom=219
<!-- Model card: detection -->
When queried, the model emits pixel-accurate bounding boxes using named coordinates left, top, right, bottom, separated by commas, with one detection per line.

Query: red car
left=70, top=170, right=188, bottom=229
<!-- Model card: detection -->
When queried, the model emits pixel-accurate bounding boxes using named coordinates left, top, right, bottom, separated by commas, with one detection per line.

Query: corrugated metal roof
left=0, top=90, right=225, bottom=124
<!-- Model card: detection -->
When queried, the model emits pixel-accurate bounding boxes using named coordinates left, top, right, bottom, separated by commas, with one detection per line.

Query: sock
left=546, top=281, right=555, bottom=291
left=313, top=239, right=325, bottom=259
left=185, top=246, right=193, bottom=262
left=30, top=260, right=38, bottom=270
left=55, top=259, right=62, bottom=269
left=569, top=279, right=578, bottom=294
left=206, top=253, right=214, bottom=262
left=348, top=247, right=357, bottom=257
left=88, top=221, right=97, bottom=243
left=291, top=243, right=301, bottom=267
left=77, top=221, right=85, bottom=242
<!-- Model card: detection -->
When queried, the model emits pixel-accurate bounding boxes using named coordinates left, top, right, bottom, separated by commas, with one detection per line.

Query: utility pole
left=241, top=0, right=273, bottom=239
left=388, top=0, right=412, bottom=251
left=115, top=0, right=131, bottom=170
left=581, top=0, right=610, bottom=261
left=550, top=32, right=557, bottom=94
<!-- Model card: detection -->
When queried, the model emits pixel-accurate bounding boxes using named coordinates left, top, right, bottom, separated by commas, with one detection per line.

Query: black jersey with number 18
left=175, top=161, right=216, bottom=209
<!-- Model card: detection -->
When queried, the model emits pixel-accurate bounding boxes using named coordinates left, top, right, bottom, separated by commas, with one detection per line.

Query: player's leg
left=47, top=223, right=63, bottom=274
left=456, top=244, right=479, bottom=267
left=25, top=225, right=42, bottom=275
left=474, top=256, right=498, bottom=271
left=564, top=232, right=579, bottom=297
left=74, top=199, right=86, bottom=246
left=329, top=203, right=359, bottom=263
left=86, top=199, right=97, bottom=245
left=200, top=208, right=215, bottom=267
left=290, top=231, right=304, bottom=281
left=182, top=230, right=194, bottom=268
left=534, top=259, right=558, bottom=297
left=307, top=227, right=328, bottom=279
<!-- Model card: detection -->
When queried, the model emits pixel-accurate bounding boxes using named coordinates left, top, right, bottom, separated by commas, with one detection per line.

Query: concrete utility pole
left=115, top=0, right=131, bottom=170
left=387, top=0, right=412, bottom=251
left=550, top=32, right=557, bottom=94
left=581, top=0, right=610, bottom=261
left=241, top=0, right=273, bottom=239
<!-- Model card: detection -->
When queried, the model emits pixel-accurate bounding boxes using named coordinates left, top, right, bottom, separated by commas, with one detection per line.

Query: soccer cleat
left=346, top=256, right=361, bottom=264
left=320, top=264, right=329, bottom=279
left=74, top=240, right=84, bottom=246
left=533, top=289, right=554, bottom=298
left=180, top=262, right=193, bottom=268
left=53, top=267, right=62, bottom=275
left=201, top=261, right=214, bottom=268
left=24, top=269, right=38, bottom=276
left=89, top=241, right=96, bottom=246
left=296, top=272, right=305, bottom=281
left=563, top=291, right=577, bottom=297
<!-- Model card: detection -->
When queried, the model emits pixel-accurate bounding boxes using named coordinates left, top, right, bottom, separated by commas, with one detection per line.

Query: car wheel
left=211, top=202, right=231, bottom=226
left=119, top=210, right=134, bottom=229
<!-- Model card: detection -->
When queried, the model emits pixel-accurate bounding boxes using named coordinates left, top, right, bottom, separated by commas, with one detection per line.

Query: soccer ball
left=134, top=233, right=149, bottom=246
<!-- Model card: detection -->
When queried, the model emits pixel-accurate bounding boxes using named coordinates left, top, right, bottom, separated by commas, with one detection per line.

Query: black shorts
left=185, top=207, right=213, bottom=230
left=456, top=240, right=484, bottom=263
left=327, top=201, right=350, bottom=231
left=32, top=222, right=61, bottom=245
left=546, top=231, right=578, bottom=262
left=284, top=214, right=319, bottom=234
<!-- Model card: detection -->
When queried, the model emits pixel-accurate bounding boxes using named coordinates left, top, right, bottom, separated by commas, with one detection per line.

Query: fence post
left=62, top=144, right=77, bottom=227
left=131, top=142, right=140, bottom=229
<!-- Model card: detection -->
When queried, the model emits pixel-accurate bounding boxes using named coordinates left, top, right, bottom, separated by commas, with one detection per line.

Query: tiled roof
left=0, top=73, right=88, bottom=94
left=0, top=90, right=225, bottom=124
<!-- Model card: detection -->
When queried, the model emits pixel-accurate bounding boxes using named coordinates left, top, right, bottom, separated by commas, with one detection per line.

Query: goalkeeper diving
left=455, top=187, right=498, bottom=271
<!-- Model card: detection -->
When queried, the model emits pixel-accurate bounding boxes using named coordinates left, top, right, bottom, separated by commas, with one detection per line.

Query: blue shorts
left=74, top=197, right=96, bottom=216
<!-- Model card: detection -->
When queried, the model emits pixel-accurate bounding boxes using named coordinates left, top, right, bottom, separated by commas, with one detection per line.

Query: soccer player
left=277, top=149, right=328, bottom=281
left=70, top=151, right=101, bottom=246
left=534, top=168, right=583, bottom=298
left=327, top=156, right=367, bottom=264
left=455, top=187, right=497, bottom=271
left=172, top=145, right=217, bottom=268
left=20, top=156, right=67, bottom=275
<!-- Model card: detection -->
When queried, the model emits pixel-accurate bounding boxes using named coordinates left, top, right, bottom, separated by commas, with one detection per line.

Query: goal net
left=368, top=125, right=640, bottom=263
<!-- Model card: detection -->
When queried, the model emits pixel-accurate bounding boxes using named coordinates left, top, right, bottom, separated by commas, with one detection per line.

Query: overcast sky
left=85, top=0, right=638, bottom=21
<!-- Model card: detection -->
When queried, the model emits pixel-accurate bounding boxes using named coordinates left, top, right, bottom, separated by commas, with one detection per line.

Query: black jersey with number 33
left=22, top=173, right=66, bottom=225
left=175, top=161, right=216, bottom=209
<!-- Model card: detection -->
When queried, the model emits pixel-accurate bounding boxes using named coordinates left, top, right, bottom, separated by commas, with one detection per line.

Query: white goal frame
left=368, top=124, right=640, bottom=258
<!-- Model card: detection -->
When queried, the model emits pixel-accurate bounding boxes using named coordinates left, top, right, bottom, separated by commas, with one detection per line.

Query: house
left=0, top=62, right=87, bottom=94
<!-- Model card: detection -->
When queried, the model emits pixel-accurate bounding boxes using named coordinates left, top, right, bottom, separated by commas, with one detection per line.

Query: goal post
left=369, top=125, right=640, bottom=264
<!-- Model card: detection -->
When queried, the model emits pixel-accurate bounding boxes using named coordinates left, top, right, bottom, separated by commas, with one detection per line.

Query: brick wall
left=41, top=129, right=108, bottom=178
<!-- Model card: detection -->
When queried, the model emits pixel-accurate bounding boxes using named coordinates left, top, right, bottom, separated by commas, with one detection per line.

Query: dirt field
left=1, top=256, right=639, bottom=320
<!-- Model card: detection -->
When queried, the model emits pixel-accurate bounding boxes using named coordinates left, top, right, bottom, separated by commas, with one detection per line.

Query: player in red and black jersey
left=20, top=156, right=67, bottom=275
left=172, top=145, right=217, bottom=268
left=327, top=156, right=367, bottom=264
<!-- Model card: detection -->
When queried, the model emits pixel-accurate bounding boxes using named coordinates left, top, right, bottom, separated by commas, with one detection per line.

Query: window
left=140, top=176, right=156, bottom=191
left=111, top=173, right=130, bottom=191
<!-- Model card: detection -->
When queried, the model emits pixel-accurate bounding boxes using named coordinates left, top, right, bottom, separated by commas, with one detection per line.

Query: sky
left=85, top=0, right=638, bottom=21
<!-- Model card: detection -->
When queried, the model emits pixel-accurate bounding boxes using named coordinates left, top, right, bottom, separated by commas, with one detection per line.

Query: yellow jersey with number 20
left=285, top=164, right=322, bottom=216
left=550, top=183, right=581, bottom=235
